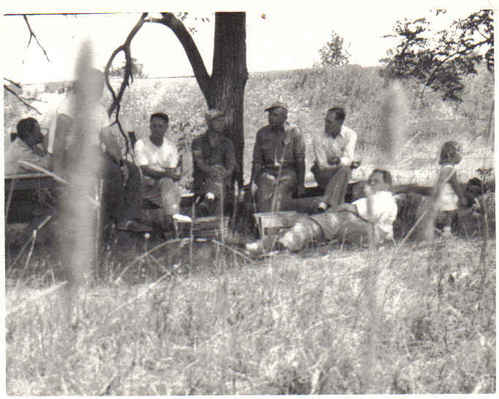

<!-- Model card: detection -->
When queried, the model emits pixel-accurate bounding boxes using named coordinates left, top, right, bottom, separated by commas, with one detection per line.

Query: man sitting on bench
left=312, top=106, right=358, bottom=211
left=192, top=109, right=236, bottom=216
left=5, top=117, right=49, bottom=175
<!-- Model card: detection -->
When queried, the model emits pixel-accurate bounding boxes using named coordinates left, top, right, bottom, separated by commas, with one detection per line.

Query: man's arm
left=339, top=128, right=357, bottom=166
left=222, top=139, right=236, bottom=179
left=293, top=129, right=306, bottom=196
left=140, top=165, right=181, bottom=181
left=249, top=131, right=263, bottom=185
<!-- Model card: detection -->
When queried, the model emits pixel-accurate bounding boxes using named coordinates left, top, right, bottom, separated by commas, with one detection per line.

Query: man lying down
left=246, top=169, right=398, bottom=254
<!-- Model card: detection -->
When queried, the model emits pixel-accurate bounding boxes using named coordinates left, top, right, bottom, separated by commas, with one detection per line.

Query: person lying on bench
left=192, top=109, right=236, bottom=216
left=312, top=106, right=358, bottom=212
left=5, top=117, right=49, bottom=175
left=246, top=169, right=397, bottom=254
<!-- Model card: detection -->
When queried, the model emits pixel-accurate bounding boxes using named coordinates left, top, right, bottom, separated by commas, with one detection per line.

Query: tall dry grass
left=5, top=236, right=495, bottom=395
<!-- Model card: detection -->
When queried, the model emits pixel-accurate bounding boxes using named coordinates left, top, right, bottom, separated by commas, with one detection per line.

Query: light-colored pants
left=143, top=177, right=181, bottom=216
left=278, top=211, right=370, bottom=252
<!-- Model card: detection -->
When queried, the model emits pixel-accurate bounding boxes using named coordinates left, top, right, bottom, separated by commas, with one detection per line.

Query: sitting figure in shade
left=192, top=109, right=236, bottom=216
left=5, top=117, right=50, bottom=175
left=135, top=112, right=184, bottom=230
left=246, top=169, right=398, bottom=254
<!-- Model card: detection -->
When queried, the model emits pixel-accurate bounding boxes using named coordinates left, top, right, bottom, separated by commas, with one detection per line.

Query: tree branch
left=149, top=12, right=212, bottom=104
left=104, top=13, right=148, bottom=155
left=4, top=84, right=42, bottom=115
left=23, top=15, right=50, bottom=62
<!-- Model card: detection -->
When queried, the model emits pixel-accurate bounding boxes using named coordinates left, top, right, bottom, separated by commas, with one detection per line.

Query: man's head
left=265, top=102, right=288, bottom=129
left=150, top=112, right=169, bottom=144
left=439, top=140, right=462, bottom=165
left=205, top=109, right=225, bottom=134
left=325, top=106, right=346, bottom=137
left=367, top=169, right=393, bottom=193
left=16, top=117, right=43, bottom=147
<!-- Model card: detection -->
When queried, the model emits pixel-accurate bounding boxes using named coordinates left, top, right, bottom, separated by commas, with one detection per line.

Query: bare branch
left=23, top=15, right=50, bottom=62
left=4, top=84, right=42, bottom=115
left=104, top=13, right=148, bottom=155
left=150, top=12, right=212, bottom=103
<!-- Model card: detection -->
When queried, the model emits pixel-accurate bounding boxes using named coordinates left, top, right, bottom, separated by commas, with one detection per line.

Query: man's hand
left=329, top=156, right=341, bottom=166
left=120, top=162, right=130, bottom=186
left=208, top=165, right=226, bottom=180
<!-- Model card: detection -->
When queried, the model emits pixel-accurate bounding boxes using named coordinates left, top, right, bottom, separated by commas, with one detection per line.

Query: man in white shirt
left=246, top=169, right=398, bottom=254
left=312, top=106, right=358, bottom=211
left=135, top=112, right=183, bottom=230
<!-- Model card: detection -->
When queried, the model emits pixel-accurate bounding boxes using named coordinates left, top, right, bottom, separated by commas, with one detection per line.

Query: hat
left=265, top=101, right=288, bottom=112
left=205, top=109, right=225, bottom=122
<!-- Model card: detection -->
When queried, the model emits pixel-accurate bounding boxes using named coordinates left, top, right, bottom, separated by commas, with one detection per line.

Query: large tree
left=106, top=12, right=248, bottom=186
left=381, top=9, right=493, bottom=102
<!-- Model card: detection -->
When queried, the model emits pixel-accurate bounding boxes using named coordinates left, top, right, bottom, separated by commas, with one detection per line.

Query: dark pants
left=313, top=165, right=351, bottom=209
left=255, top=169, right=297, bottom=212
left=101, top=157, right=142, bottom=225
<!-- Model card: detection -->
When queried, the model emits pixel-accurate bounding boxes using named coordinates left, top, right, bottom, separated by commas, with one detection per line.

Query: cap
left=265, top=101, right=288, bottom=112
left=205, top=109, right=225, bottom=122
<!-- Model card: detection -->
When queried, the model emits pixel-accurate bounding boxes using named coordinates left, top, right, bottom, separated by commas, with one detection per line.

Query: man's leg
left=255, top=173, right=275, bottom=212
left=278, top=216, right=324, bottom=252
left=321, top=166, right=352, bottom=210
left=120, top=161, right=143, bottom=221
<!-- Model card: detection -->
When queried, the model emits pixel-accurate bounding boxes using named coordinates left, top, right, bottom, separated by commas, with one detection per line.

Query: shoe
left=245, top=240, right=264, bottom=256
left=173, top=214, right=193, bottom=223
left=117, top=219, right=152, bottom=232
left=318, top=201, right=329, bottom=212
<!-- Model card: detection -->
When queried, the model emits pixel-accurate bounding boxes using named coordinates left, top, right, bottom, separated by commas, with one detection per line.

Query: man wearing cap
left=192, top=109, right=236, bottom=216
left=312, top=106, right=358, bottom=211
left=250, top=102, right=306, bottom=212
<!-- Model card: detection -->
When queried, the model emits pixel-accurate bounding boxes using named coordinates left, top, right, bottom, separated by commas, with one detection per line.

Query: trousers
left=312, top=165, right=351, bottom=209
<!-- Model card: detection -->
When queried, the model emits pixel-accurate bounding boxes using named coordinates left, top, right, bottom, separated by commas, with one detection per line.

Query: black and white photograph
left=2, top=0, right=496, bottom=395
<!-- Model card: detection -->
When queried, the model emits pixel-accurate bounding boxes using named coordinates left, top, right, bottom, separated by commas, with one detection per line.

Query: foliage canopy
left=382, top=9, right=494, bottom=102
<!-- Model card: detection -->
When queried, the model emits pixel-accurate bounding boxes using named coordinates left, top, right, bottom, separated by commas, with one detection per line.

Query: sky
left=0, top=0, right=496, bottom=83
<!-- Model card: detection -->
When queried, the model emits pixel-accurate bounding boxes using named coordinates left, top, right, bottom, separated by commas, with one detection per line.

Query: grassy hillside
left=5, top=65, right=494, bottom=187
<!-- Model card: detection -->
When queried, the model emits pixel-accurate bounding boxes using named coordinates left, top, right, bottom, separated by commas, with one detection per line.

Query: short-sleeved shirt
left=313, top=125, right=357, bottom=168
left=353, top=190, right=398, bottom=242
left=135, top=136, right=179, bottom=171
left=191, top=132, right=236, bottom=192
left=5, top=139, right=50, bottom=175
left=252, top=123, right=305, bottom=177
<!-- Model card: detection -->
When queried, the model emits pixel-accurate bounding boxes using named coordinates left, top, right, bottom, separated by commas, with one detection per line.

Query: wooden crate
left=176, top=215, right=230, bottom=239
left=253, top=211, right=299, bottom=238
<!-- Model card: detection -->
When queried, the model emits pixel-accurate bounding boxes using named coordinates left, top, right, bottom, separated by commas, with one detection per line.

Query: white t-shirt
left=135, top=136, right=179, bottom=171
left=353, top=190, right=398, bottom=242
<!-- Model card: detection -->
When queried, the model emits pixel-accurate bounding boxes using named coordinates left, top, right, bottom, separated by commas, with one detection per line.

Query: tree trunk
left=210, top=12, right=248, bottom=186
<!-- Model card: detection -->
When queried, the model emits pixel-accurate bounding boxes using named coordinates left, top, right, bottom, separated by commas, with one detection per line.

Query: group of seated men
left=5, top=68, right=474, bottom=251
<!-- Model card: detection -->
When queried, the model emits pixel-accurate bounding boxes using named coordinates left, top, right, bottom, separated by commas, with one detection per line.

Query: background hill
left=4, top=65, right=494, bottom=187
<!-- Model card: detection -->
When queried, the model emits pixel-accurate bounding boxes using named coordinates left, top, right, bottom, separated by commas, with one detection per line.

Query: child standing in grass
left=428, top=141, right=467, bottom=237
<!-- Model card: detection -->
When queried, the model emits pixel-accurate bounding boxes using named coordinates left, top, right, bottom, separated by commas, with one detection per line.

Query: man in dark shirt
left=250, top=102, right=306, bottom=212
left=192, top=109, right=236, bottom=216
